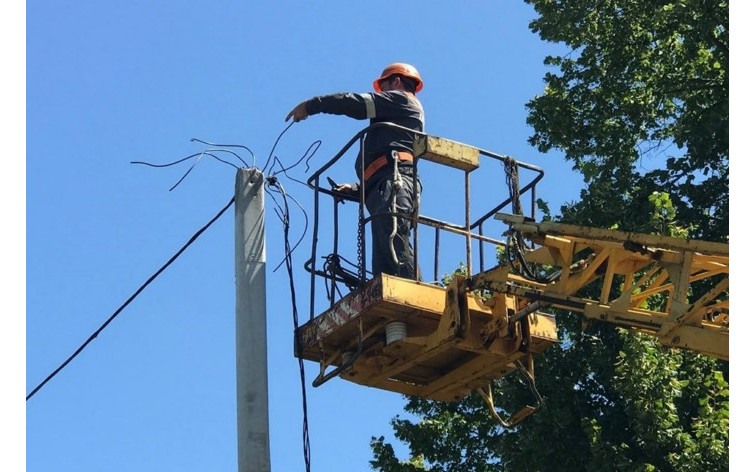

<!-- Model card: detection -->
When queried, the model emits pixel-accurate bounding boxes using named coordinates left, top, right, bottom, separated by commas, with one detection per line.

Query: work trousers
left=364, top=172, right=422, bottom=279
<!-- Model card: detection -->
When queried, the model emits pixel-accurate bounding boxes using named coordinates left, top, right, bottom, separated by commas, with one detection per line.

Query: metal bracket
left=312, top=321, right=365, bottom=388
left=476, top=356, right=542, bottom=428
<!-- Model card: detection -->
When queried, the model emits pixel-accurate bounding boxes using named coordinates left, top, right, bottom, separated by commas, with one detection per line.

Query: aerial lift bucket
left=294, top=274, right=558, bottom=415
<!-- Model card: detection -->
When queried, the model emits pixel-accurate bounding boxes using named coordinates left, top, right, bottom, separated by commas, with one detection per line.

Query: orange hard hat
left=373, top=62, right=424, bottom=93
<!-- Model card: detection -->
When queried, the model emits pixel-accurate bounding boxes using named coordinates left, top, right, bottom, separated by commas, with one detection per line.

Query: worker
left=285, top=62, right=424, bottom=280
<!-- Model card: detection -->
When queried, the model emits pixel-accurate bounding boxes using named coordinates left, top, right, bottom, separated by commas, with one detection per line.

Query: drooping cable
left=260, top=120, right=331, bottom=471
left=26, top=195, right=236, bottom=401
left=131, top=138, right=254, bottom=191
left=189, top=138, right=253, bottom=167
left=133, top=150, right=240, bottom=191
left=265, top=180, right=310, bottom=273
left=265, top=176, right=311, bottom=472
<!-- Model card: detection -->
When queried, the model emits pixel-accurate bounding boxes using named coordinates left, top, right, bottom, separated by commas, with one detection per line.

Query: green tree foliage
left=370, top=1, right=728, bottom=471
left=526, top=0, right=728, bottom=241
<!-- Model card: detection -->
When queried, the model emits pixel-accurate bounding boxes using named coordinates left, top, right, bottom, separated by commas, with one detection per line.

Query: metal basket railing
left=304, top=122, right=544, bottom=320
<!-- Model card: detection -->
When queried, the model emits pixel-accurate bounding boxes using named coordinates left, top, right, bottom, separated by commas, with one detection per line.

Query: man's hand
left=330, top=181, right=359, bottom=203
left=285, top=102, right=309, bottom=122
left=334, top=183, right=358, bottom=195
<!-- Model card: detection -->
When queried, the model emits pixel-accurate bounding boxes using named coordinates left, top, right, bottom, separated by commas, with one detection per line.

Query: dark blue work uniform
left=304, top=90, right=424, bottom=279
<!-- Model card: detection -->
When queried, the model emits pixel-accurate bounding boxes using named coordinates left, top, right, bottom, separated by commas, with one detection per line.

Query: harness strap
left=364, top=151, right=414, bottom=184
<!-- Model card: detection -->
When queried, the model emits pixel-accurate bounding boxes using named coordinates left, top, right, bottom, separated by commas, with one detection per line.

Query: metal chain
left=389, top=151, right=402, bottom=268
left=505, top=158, right=522, bottom=216
left=358, top=195, right=365, bottom=285
left=357, top=139, right=366, bottom=287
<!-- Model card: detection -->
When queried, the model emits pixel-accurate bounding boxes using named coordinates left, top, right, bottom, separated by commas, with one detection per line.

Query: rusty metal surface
left=295, top=276, right=383, bottom=357
left=294, top=274, right=559, bottom=402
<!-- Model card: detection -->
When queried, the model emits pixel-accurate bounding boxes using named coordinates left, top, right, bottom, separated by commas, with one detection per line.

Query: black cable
left=272, top=140, right=322, bottom=178
left=266, top=178, right=310, bottom=272
left=502, top=159, right=555, bottom=284
left=131, top=152, right=205, bottom=168
left=131, top=150, right=241, bottom=170
left=26, top=195, right=236, bottom=401
left=321, top=253, right=365, bottom=292
left=132, top=150, right=241, bottom=192
left=132, top=136, right=255, bottom=193
left=262, top=122, right=294, bottom=174
left=165, top=152, right=233, bottom=192
left=186, top=149, right=244, bottom=170
left=267, top=177, right=311, bottom=472
left=189, top=138, right=253, bottom=167
left=270, top=156, right=310, bottom=188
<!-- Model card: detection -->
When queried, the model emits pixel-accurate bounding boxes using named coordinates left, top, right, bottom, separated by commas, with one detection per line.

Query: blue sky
left=20, top=1, right=746, bottom=471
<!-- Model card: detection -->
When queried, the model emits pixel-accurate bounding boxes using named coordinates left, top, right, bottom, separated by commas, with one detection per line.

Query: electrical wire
left=270, top=156, right=309, bottom=188
left=266, top=136, right=321, bottom=190
left=26, top=195, right=236, bottom=401
left=262, top=122, right=294, bottom=174
left=266, top=176, right=312, bottom=472
left=502, top=159, right=554, bottom=283
left=322, top=253, right=366, bottom=293
left=131, top=138, right=253, bottom=191
left=32, top=120, right=317, bottom=467
left=132, top=150, right=242, bottom=170
left=266, top=178, right=310, bottom=273
left=189, top=138, right=253, bottom=167
left=260, top=121, right=326, bottom=471
left=271, top=140, right=322, bottom=178
left=132, top=151, right=238, bottom=191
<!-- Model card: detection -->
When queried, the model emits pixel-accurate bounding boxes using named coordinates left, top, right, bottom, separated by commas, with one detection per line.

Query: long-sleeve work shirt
left=304, top=90, right=425, bottom=185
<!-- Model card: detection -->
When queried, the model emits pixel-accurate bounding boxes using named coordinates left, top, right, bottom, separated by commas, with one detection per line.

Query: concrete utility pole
left=234, top=168, right=270, bottom=472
